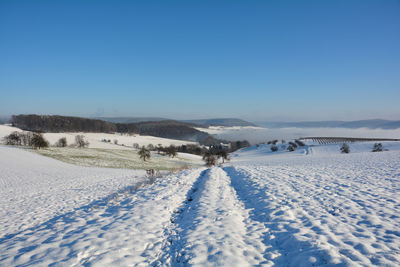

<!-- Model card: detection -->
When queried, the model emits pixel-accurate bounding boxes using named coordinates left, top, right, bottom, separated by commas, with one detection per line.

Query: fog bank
left=200, top=127, right=400, bottom=145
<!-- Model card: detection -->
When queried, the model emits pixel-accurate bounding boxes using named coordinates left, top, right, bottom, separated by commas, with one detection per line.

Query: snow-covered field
left=0, top=124, right=203, bottom=170
left=1, top=139, right=400, bottom=266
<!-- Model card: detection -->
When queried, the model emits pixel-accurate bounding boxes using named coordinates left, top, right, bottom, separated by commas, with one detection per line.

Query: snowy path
left=158, top=168, right=267, bottom=266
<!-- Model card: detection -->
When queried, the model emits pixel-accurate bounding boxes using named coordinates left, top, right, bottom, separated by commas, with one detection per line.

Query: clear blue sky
left=1, top=0, right=399, bottom=121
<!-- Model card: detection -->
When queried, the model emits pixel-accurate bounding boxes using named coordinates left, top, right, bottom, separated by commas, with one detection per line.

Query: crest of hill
left=181, top=118, right=256, bottom=127
left=115, top=120, right=212, bottom=144
left=97, top=117, right=256, bottom=127
left=95, top=117, right=169, bottom=124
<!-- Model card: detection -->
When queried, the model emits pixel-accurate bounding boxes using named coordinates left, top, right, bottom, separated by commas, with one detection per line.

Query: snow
left=1, top=136, right=400, bottom=266
left=0, top=146, right=145, bottom=235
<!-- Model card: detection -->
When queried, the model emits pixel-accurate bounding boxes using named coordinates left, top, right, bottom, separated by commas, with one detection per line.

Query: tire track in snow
left=154, top=169, right=210, bottom=266
left=156, top=168, right=267, bottom=266
left=224, top=166, right=339, bottom=266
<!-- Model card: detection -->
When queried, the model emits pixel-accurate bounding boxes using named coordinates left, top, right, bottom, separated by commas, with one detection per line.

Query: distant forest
left=11, top=115, right=218, bottom=145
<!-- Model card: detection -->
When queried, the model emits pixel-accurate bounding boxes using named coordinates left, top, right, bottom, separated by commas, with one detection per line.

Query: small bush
left=31, top=133, right=49, bottom=149
left=287, top=144, right=296, bottom=152
left=271, top=145, right=278, bottom=152
left=340, top=143, right=350, bottom=154
left=114, top=139, right=118, bottom=145
left=372, top=143, right=383, bottom=152
left=56, top=137, right=67, bottom=147
left=133, top=143, right=139, bottom=149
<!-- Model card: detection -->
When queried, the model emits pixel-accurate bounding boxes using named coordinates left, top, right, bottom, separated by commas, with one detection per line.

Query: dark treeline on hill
left=97, top=116, right=256, bottom=127
left=116, top=120, right=214, bottom=145
left=11, top=114, right=221, bottom=145
left=12, top=115, right=116, bottom=133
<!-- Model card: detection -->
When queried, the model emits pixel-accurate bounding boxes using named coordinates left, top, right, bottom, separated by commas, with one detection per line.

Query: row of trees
left=3, top=131, right=89, bottom=149
left=136, top=143, right=234, bottom=167
left=269, top=139, right=305, bottom=153
left=4, top=131, right=49, bottom=149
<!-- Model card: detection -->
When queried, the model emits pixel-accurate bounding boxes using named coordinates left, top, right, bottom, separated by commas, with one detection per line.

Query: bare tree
left=138, top=146, right=151, bottom=161
left=216, top=150, right=229, bottom=163
left=4, top=131, right=22, bottom=145
left=166, top=145, right=177, bottom=158
left=21, top=132, right=34, bottom=146
left=156, top=144, right=163, bottom=154
left=203, top=150, right=216, bottom=167
left=147, top=144, right=155, bottom=151
left=75, top=135, right=89, bottom=148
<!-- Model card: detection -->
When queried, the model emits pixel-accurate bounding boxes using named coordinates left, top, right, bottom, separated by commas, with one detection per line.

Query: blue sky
left=1, top=0, right=399, bottom=121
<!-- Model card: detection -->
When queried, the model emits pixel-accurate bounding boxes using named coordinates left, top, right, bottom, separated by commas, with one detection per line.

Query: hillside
left=10, top=114, right=217, bottom=144
left=1, top=140, right=399, bottom=265
left=116, top=120, right=213, bottom=144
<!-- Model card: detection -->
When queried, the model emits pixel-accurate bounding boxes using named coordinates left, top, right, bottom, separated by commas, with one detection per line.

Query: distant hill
left=116, top=120, right=213, bottom=144
left=97, top=117, right=256, bottom=127
left=258, top=119, right=400, bottom=129
left=12, top=114, right=117, bottom=133
left=11, top=114, right=219, bottom=145
left=182, top=118, right=257, bottom=127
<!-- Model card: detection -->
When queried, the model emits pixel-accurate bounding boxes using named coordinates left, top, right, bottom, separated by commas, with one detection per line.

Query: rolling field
left=1, top=141, right=399, bottom=266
